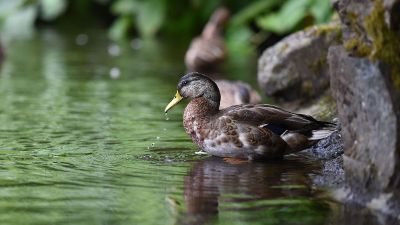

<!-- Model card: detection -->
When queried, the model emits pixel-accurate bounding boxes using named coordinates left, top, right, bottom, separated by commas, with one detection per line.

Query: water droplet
left=108, top=44, right=120, bottom=56
left=109, top=67, right=120, bottom=79
left=165, top=158, right=173, bottom=163
left=76, top=34, right=88, bottom=46
left=165, top=113, right=170, bottom=121
left=151, top=143, right=155, bottom=147
left=156, top=136, right=160, bottom=140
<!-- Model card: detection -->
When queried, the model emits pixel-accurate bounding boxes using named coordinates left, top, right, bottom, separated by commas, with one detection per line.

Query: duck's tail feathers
left=309, top=125, right=336, bottom=141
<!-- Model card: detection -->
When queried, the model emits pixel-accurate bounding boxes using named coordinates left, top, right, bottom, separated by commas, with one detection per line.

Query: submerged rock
left=304, top=122, right=344, bottom=188
left=258, top=23, right=341, bottom=102
left=307, top=122, right=343, bottom=160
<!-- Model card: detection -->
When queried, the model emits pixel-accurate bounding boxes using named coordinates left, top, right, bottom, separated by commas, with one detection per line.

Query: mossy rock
left=258, top=22, right=342, bottom=102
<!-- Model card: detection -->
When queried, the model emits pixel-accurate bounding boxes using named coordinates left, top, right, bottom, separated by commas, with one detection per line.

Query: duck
left=165, top=72, right=335, bottom=160
left=215, top=79, right=261, bottom=109
left=184, top=7, right=261, bottom=108
left=185, top=7, right=230, bottom=74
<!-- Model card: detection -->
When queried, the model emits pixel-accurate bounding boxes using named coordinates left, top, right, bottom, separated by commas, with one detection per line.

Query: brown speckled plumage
left=165, top=73, right=335, bottom=160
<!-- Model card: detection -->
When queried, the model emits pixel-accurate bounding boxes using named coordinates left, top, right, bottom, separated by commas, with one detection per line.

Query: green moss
left=342, top=9, right=373, bottom=56
left=342, top=0, right=400, bottom=88
left=308, top=57, right=327, bottom=75
left=309, top=23, right=343, bottom=43
left=364, top=0, right=400, bottom=88
left=278, top=43, right=289, bottom=55
left=301, top=80, right=314, bottom=97
left=343, top=38, right=372, bottom=57
left=313, top=94, right=337, bottom=121
left=346, top=11, right=358, bottom=25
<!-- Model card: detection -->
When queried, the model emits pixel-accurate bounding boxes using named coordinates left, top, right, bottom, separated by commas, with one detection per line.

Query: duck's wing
left=218, top=104, right=334, bottom=136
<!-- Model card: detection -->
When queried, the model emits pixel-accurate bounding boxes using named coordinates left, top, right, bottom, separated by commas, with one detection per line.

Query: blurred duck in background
left=185, top=7, right=229, bottom=74
left=184, top=7, right=261, bottom=109
left=214, top=79, right=261, bottom=109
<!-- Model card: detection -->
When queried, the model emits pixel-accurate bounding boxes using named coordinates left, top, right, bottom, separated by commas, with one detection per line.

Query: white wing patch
left=309, top=129, right=335, bottom=140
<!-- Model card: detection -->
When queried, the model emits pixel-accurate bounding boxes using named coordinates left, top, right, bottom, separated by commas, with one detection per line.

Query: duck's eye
left=182, top=81, right=188, bottom=86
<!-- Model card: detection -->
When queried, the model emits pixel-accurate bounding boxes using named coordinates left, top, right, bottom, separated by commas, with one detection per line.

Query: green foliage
left=108, top=14, right=132, bottom=40
left=0, top=0, right=67, bottom=40
left=0, top=0, right=334, bottom=45
left=230, top=0, right=281, bottom=27
left=0, top=0, right=37, bottom=40
left=40, top=0, right=67, bottom=21
left=256, top=0, right=333, bottom=34
left=110, top=0, right=166, bottom=38
left=225, top=0, right=333, bottom=52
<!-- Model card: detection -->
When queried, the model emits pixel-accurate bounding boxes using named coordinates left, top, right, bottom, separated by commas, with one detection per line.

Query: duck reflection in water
left=179, top=156, right=324, bottom=225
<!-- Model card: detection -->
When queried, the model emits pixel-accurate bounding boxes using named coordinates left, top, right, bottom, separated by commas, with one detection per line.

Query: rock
left=291, top=91, right=337, bottom=121
left=329, top=46, right=397, bottom=191
left=330, top=0, right=400, bottom=211
left=303, top=121, right=345, bottom=188
left=328, top=0, right=400, bottom=217
left=258, top=23, right=341, bottom=102
left=339, top=0, right=400, bottom=73
left=383, top=0, right=400, bottom=30
left=311, top=156, right=344, bottom=188
left=329, top=45, right=400, bottom=214
left=307, top=122, right=344, bottom=160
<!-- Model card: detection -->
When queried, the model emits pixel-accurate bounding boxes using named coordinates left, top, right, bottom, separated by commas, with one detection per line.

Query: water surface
left=0, top=29, right=368, bottom=225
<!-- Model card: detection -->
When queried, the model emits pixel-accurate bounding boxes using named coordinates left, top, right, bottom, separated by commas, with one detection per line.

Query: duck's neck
left=202, top=23, right=221, bottom=39
left=183, top=97, right=219, bottom=149
left=184, top=97, right=219, bottom=118
left=202, top=9, right=228, bottom=39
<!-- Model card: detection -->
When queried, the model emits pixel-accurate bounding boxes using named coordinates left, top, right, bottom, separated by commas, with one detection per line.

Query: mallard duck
left=185, top=7, right=230, bottom=73
left=184, top=7, right=261, bottom=108
left=165, top=72, right=335, bottom=160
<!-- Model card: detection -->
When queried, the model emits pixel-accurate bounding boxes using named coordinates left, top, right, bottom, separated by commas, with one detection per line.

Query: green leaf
left=40, top=0, right=67, bottom=21
left=0, top=0, right=24, bottom=18
left=226, top=25, right=253, bottom=53
left=256, top=0, right=311, bottom=34
left=310, top=0, right=332, bottom=23
left=111, top=0, right=138, bottom=15
left=231, top=0, right=281, bottom=27
left=136, top=0, right=166, bottom=38
left=108, top=15, right=132, bottom=40
left=2, top=5, right=37, bottom=40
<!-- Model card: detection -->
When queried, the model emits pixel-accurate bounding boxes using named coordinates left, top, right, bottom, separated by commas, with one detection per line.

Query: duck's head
left=164, top=72, right=220, bottom=113
left=203, top=7, right=230, bottom=39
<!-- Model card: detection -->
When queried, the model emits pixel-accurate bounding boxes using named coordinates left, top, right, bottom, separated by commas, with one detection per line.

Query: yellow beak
left=164, top=91, right=183, bottom=113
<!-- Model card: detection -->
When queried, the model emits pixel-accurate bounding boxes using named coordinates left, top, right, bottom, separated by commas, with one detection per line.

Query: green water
left=0, top=29, right=335, bottom=225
